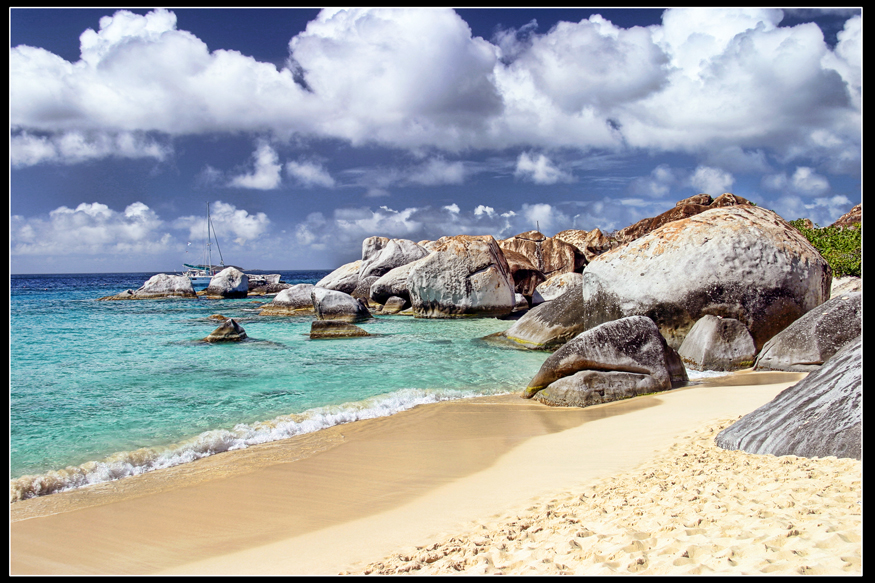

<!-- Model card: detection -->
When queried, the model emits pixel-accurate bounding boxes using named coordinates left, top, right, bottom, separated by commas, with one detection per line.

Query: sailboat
left=183, top=202, right=242, bottom=290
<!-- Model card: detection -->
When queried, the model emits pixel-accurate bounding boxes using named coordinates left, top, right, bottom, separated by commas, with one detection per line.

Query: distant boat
left=183, top=203, right=243, bottom=291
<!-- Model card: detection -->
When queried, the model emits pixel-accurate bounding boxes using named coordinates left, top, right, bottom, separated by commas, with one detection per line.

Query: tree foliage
left=790, top=219, right=861, bottom=278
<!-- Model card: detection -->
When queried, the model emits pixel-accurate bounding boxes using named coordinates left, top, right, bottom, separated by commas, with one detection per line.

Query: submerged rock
left=754, top=292, right=862, bottom=372
left=523, top=316, right=687, bottom=407
left=677, top=315, right=757, bottom=372
left=716, top=336, right=861, bottom=460
left=309, top=320, right=371, bottom=339
left=204, top=318, right=248, bottom=342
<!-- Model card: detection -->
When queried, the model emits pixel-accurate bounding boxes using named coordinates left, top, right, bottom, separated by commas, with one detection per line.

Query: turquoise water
left=10, top=271, right=550, bottom=501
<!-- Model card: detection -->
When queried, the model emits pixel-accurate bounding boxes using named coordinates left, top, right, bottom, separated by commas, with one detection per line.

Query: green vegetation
left=790, top=219, right=862, bottom=277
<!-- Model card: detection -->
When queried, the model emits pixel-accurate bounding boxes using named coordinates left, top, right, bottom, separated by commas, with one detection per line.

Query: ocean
left=9, top=271, right=552, bottom=502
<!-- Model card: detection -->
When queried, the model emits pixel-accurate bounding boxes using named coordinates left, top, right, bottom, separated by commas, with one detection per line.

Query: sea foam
left=10, top=386, right=502, bottom=503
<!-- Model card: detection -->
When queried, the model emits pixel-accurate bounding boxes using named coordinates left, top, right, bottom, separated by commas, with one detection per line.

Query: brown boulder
left=829, top=203, right=861, bottom=230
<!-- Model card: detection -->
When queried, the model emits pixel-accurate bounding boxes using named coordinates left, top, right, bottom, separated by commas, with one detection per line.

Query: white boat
left=183, top=203, right=242, bottom=291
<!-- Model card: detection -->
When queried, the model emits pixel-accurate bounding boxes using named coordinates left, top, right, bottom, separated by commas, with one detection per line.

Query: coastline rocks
left=204, top=267, right=249, bottom=299
left=754, top=292, right=862, bottom=372
left=258, top=284, right=316, bottom=316
left=370, top=262, right=417, bottom=306
left=379, top=296, right=410, bottom=314
left=312, top=287, right=372, bottom=322
left=359, top=238, right=429, bottom=280
left=716, top=335, right=862, bottom=460
left=203, top=318, right=248, bottom=342
left=492, top=279, right=585, bottom=350
left=830, top=275, right=861, bottom=297
left=523, top=316, right=688, bottom=407
left=829, top=203, right=861, bottom=229
left=316, top=260, right=362, bottom=295
left=499, top=231, right=583, bottom=278
left=555, top=228, right=616, bottom=263
left=532, top=272, right=583, bottom=305
left=309, top=320, right=370, bottom=339
left=501, top=248, right=546, bottom=299
left=97, top=273, right=196, bottom=300
left=677, top=315, right=757, bottom=371
left=577, top=205, right=832, bottom=351
left=406, top=235, right=516, bottom=318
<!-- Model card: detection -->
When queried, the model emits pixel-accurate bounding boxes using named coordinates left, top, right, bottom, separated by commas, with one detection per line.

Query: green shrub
left=790, top=219, right=861, bottom=277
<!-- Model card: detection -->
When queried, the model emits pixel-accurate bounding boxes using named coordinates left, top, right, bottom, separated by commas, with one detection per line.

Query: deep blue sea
left=10, top=271, right=552, bottom=502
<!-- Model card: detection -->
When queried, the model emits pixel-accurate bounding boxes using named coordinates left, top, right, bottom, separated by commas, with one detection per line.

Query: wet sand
left=12, top=370, right=859, bottom=575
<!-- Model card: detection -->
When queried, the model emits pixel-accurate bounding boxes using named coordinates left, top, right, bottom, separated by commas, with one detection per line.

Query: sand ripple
left=352, top=419, right=862, bottom=576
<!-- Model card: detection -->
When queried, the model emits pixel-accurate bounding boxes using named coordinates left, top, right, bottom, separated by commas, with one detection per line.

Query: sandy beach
left=10, top=370, right=862, bottom=576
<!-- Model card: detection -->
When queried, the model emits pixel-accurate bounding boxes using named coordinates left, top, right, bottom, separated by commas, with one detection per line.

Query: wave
left=10, top=386, right=506, bottom=503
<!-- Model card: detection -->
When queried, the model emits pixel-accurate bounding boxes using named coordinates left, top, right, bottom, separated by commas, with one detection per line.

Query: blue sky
left=10, top=8, right=861, bottom=274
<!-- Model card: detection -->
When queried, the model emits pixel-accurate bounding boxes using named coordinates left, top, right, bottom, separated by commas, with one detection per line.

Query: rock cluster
left=97, top=273, right=197, bottom=300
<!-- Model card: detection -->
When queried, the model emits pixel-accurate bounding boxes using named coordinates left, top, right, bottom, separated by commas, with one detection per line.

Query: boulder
left=379, top=296, right=410, bottom=314
left=677, top=315, right=757, bottom=371
left=830, top=275, right=862, bottom=297
left=316, top=260, right=362, bottom=295
left=829, top=203, right=861, bottom=230
left=351, top=275, right=379, bottom=304
left=555, top=228, right=616, bottom=263
left=362, top=236, right=391, bottom=262
left=370, top=262, right=418, bottom=305
left=501, top=248, right=546, bottom=299
left=406, top=235, right=516, bottom=318
left=259, top=284, right=316, bottom=316
left=522, top=316, right=688, bottom=407
left=311, top=287, right=372, bottom=323
left=532, top=272, right=583, bottom=304
left=358, top=238, right=429, bottom=280
left=676, top=193, right=713, bottom=206
left=204, top=267, right=249, bottom=299
left=754, top=292, right=862, bottom=372
left=247, top=282, right=292, bottom=296
left=309, top=320, right=370, bottom=339
left=203, top=318, right=248, bottom=342
left=493, top=279, right=586, bottom=350
left=97, top=273, right=197, bottom=300
left=577, top=205, right=832, bottom=351
left=499, top=231, right=582, bottom=277
left=716, top=335, right=861, bottom=460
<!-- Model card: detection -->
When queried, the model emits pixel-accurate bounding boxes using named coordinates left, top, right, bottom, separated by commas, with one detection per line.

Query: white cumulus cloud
left=228, top=142, right=283, bottom=190
left=514, top=152, right=573, bottom=184
left=285, top=159, right=335, bottom=188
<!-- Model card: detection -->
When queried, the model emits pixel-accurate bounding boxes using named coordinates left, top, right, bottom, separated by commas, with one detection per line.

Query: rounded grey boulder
left=311, top=287, right=372, bottom=323
left=259, top=284, right=316, bottom=315
left=678, top=315, right=757, bottom=371
left=203, top=318, right=248, bottom=342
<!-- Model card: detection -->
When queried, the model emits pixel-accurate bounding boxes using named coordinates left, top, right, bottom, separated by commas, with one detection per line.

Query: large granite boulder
left=491, top=279, right=586, bottom=350
left=501, top=248, right=546, bottom=299
left=499, top=231, right=583, bottom=277
left=309, top=320, right=370, bottom=339
left=532, top=272, right=583, bottom=305
left=555, top=228, right=616, bottom=263
left=407, top=235, right=516, bottom=318
left=830, top=275, right=862, bottom=297
left=204, top=267, right=249, bottom=299
left=362, top=236, right=391, bottom=262
left=677, top=315, right=757, bottom=371
left=370, top=262, right=417, bottom=305
left=522, top=316, right=688, bottom=407
left=358, top=238, right=429, bottom=280
left=97, top=273, right=196, bottom=300
left=716, top=335, right=861, bottom=460
left=829, top=203, right=861, bottom=229
left=577, top=205, right=832, bottom=351
left=316, top=260, right=362, bottom=295
left=259, top=284, right=316, bottom=315
left=311, top=287, right=372, bottom=323
left=203, top=318, right=248, bottom=342
left=613, top=193, right=752, bottom=246
left=754, top=292, right=862, bottom=372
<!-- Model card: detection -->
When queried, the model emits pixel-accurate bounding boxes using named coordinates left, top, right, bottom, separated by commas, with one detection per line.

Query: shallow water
left=10, top=271, right=551, bottom=501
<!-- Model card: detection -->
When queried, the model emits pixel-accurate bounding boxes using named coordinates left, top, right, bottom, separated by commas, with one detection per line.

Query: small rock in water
left=203, top=318, right=248, bottom=342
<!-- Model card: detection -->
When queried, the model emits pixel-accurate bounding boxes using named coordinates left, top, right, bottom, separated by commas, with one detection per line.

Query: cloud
left=285, top=159, right=335, bottom=188
left=406, top=158, right=466, bottom=186
left=9, top=7, right=861, bottom=177
left=11, top=201, right=173, bottom=256
left=627, top=164, right=679, bottom=198
left=514, top=152, right=573, bottom=184
left=228, top=142, right=283, bottom=190
left=688, top=166, right=735, bottom=195
left=791, top=166, right=830, bottom=195
left=10, top=131, right=171, bottom=167
left=174, top=200, right=270, bottom=244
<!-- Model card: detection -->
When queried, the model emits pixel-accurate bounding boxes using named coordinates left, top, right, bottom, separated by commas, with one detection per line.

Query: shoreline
left=13, top=370, right=854, bottom=575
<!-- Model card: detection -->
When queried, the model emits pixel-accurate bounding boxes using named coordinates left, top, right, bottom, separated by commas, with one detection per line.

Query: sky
left=10, top=7, right=862, bottom=274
